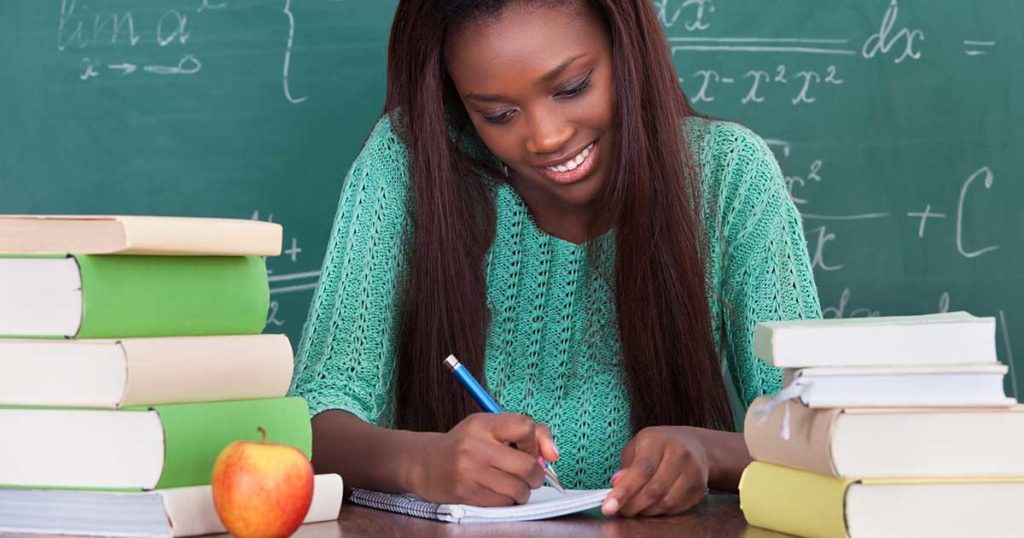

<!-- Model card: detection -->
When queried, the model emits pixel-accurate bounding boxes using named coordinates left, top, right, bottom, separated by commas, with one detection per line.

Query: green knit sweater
left=289, top=115, right=821, bottom=489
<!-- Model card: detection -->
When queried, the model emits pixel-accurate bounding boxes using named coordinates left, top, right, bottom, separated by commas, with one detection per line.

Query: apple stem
left=257, top=426, right=267, bottom=444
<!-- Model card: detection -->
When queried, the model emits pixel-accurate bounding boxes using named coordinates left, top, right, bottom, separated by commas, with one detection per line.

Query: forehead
left=445, top=3, right=609, bottom=90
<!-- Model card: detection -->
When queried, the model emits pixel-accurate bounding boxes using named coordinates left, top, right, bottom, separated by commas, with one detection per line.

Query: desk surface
left=221, top=494, right=789, bottom=538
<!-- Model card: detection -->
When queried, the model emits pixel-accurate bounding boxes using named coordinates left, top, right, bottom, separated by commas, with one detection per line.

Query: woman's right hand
left=409, top=413, right=560, bottom=506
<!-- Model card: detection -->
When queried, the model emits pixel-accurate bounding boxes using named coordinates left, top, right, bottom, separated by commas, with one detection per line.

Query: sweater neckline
left=496, top=182, right=614, bottom=252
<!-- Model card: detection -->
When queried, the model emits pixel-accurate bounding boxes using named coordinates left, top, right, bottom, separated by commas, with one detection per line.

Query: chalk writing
left=906, top=204, right=947, bottom=238
left=822, top=288, right=881, bottom=319
left=282, top=0, right=308, bottom=104
left=685, top=65, right=843, bottom=106
left=956, top=166, right=999, bottom=258
left=654, top=0, right=716, bottom=31
left=785, top=159, right=823, bottom=205
left=964, top=40, right=995, bottom=57
left=808, top=226, right=844, bottom=272
left=861, top=0, right=924, bottom=63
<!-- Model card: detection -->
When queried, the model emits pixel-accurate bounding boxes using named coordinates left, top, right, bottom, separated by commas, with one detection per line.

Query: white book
left=0, top=474, right=343, bottom=537
left=0, top=335, right=294, bottom=408
left=348, top=487, right=610, bottom=524
left=754, top=312, right=997, bottom=367
left=783, top=364, right=1012, bottom=407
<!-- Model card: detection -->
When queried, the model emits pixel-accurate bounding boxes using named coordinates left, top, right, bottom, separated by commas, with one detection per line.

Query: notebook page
left=451, top=487, right=611, bottom=523
left=349, top=487, right=611, bottom=524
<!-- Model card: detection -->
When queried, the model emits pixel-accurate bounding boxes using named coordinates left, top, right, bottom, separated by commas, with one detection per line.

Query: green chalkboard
left=2, top=1, right=1022, bottom=398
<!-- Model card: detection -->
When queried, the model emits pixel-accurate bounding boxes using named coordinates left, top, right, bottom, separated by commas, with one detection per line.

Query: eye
left=555, top=71, right=593, bottom=99
left=483, top=109, right=516, bottom=124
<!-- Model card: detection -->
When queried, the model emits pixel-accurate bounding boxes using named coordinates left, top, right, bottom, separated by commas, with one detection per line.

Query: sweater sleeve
left=288, top=117, right=410, bottom=426
left=698, top=121, right=822, bottom=409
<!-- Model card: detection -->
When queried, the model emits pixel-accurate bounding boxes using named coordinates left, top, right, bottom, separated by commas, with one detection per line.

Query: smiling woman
left=289, top=0, right=822, bottom=518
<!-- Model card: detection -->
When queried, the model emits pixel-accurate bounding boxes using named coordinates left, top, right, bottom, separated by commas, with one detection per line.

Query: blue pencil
left=443, top=354, right=566, bottom=494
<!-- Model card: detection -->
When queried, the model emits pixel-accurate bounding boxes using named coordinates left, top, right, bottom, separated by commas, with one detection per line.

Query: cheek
left=472, top=126, right=519, bottom=166
left=595, top=75, right=615, bottom=129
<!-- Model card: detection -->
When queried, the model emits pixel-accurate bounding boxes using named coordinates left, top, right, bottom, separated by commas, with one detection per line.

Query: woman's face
left=446, top=2, right=615, bottom=217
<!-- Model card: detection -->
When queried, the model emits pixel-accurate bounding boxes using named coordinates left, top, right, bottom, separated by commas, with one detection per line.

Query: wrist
left=695, top=428, right=750, bottom=492
left=400, top=430, right=442, bottom=493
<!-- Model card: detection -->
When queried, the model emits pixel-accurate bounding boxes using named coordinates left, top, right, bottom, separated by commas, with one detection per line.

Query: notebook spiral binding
left=348, top=488, right=446, bottom=521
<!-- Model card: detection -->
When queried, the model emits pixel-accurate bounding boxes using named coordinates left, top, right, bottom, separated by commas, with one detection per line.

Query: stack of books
left=0, top=216, right=342, bottom=537
left=739, top=312, right=1024, bottom=538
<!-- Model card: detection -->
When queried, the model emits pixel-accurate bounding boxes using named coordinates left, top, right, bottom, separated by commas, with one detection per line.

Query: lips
left=537, top=140, right=600, bottom=185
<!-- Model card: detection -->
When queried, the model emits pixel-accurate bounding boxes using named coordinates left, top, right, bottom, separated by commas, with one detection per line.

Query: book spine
left=744, top=397, right=841, bottom=477
left=739, top=462, right=852, bottom=538
left=149, top=397, right=311, bottom=489
left=75, top=255, right=269, bottom=338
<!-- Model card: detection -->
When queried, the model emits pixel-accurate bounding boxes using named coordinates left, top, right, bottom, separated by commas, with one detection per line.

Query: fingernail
left=602, top=497, right=620, bottom=515
left=611, top=470, right=623, bottom=485
left=553, top=446, right=560, bottom=460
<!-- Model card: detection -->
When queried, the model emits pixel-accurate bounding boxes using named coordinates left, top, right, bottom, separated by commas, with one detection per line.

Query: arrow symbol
left=107, top=63, right=137, bottom=75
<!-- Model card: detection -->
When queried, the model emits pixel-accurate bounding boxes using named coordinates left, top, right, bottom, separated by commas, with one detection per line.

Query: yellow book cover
left=740, top=462, right=1024, bottom=538
left=739, top=461, right=853, bottom=538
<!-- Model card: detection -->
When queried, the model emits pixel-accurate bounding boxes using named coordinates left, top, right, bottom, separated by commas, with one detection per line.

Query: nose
left=524, top=111, right=574, bottom=155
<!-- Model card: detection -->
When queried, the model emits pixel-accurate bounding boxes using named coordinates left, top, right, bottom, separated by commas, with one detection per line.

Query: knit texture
left=289, top=116, right=822, bottom=489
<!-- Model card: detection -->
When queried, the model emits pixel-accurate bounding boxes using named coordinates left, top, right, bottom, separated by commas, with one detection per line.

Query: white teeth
left=546, top=142, right=594, bottom=173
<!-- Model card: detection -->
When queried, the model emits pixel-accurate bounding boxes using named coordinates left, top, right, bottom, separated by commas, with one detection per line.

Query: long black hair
left=385, top=0, right=734, bottom=434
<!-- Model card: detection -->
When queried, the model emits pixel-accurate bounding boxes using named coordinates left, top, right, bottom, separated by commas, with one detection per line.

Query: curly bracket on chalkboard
left=282, top=0, right=308, bottom=104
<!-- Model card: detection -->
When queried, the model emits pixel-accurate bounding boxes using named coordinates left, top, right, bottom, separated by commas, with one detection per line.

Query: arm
left=310, top=410, right=434, bottom=493
left=713, top=123, right=823, bottom=408
left=289, top=118, right=555, bottom=504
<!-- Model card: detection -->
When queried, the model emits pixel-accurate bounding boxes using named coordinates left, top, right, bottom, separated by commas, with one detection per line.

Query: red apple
left=211, top=427, right=314, bottom=538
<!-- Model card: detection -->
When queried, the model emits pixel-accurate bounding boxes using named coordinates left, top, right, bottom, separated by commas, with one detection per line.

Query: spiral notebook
left=348, top=486, right=611, bottom=524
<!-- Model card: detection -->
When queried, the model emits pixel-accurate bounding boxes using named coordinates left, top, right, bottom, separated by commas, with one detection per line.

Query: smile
left=538, top=140, right=599, bottom=185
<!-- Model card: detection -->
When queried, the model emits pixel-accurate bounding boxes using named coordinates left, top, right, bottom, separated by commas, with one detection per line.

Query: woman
left=290, top=0, right=821, bottom=517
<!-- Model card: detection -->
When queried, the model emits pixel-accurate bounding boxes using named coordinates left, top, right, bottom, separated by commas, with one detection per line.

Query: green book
left=0, top=397, right=312, bottom=490
left=0, top=254, right=269, bottom=338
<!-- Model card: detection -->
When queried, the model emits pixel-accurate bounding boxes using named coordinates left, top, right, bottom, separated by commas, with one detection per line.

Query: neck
left=509, top=175, right=604, bottom=245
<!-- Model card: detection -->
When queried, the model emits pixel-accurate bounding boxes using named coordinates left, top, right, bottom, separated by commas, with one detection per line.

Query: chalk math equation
left=666, top=0, right=996, bottom=106
left=57, top=0, right=308, bottom=104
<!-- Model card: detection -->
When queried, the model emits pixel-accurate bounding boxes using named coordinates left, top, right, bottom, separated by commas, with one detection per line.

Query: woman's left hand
left=601, top=426, right=710, bottom=517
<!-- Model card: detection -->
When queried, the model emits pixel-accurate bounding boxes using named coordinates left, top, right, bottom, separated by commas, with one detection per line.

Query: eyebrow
left=463, top=52, right=588, bottom=103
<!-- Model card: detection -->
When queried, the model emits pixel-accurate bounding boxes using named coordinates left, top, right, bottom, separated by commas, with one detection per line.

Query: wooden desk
left=248, top=494, right=790, bottom=538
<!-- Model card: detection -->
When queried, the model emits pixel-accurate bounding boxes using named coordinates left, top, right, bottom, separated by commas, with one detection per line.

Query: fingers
left=639, top=474, right=703, bottom=517
left=474, top=465, right=535, bottom=506
left=485, top=414, right=539, bottom=457
left=619, top=445, right=688, bottom=516
left=535, top=423, right=560, bottom=463
left=488, top=443, right=546, bottom=490
left=602, top=445, right=663, bottom=517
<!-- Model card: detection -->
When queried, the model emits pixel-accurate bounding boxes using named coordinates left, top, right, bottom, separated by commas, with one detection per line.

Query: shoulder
left=684, top=117, right=790, bottom=242
left=352, top=114, right=411, bottom=172
left=684, top=117, right=778, bottom=179
left=339, top=114, right=415, bottom=211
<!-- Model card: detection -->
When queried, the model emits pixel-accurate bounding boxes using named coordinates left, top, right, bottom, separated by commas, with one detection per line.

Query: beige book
left=0, top=215, right=282, bottom=256
left=745, top=396, right=1024, bottom=478
left=0, top=334, right=294, bottom=407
